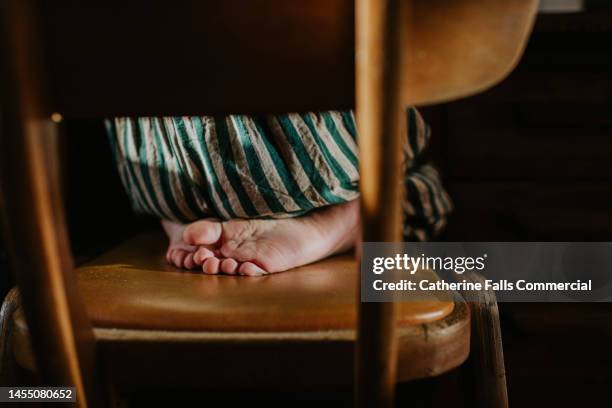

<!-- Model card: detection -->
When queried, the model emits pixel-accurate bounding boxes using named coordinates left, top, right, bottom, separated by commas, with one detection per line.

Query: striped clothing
left=106, top=108, right=452, bottom=241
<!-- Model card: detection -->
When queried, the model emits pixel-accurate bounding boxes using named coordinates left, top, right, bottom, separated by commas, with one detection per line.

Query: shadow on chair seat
left=10, top=231, right=469, bottom=388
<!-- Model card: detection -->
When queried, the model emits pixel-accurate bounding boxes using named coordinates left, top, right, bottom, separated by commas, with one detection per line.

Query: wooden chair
left=0, top=0, right=537, bottom=407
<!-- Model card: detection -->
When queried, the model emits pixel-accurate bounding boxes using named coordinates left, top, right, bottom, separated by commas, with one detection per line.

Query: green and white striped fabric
left=105, top=108, right=452, bottom=241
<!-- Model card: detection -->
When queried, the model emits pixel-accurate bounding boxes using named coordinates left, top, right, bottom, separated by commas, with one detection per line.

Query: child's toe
left=166, top=248, right=174, bottom=263
left=220, top=258, right=238, bottom=274
left=202, top=257, right=221, bottom=274
left=238, top=262, right=266, bottom=276
left=172, top=250, right=188, bottom=268
left=193, top=246, right=215, bottom=264
left=183, top=253, right=195, bottom=270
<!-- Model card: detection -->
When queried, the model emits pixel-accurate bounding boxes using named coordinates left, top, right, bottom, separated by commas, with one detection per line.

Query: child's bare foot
left=161, top=219, right=220, bottom=270
left=182, top=200, right=359, bottom=276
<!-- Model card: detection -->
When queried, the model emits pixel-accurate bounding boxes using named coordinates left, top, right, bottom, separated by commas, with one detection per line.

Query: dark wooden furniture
left=0, top=1, right=537, bottom=406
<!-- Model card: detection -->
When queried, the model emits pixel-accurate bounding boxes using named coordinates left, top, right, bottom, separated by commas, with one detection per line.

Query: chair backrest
left=24, top=0, right=356, bottom=116
left=0, top=0, right=537, bottom=407
left=6, top=0, right=537, bottom=116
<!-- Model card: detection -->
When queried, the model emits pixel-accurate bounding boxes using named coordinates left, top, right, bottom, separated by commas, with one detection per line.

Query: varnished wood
left=21, top=0, right=536, bottom=117
left=355, top=0, right=406, bottom=406
left=7, top=231, right=463, bottom=386
left=402, top=0, right=538, bottom=106
left=454, top=271, right=508, bottom=408
left=73, top=232, right=453, bottom=332
left=0, top=1, right=99, bottom=406
left=354, top=3, right=536, bottom=405
left=35, top=0, right=355, bottom=116
left=0, top=287, right=21, bottom=384
left=11, top=300, right=470, bottom=388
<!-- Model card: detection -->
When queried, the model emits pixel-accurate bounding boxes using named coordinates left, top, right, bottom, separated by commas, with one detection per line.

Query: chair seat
left=9, top=231, right=470, bottom=386
left=75, top=231, right=454, bottom=332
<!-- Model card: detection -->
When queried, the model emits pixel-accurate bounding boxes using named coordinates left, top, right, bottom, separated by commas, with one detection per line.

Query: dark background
left=2, top=5, right=612, bottom=407
left=421, top=8, right=612, bottom=406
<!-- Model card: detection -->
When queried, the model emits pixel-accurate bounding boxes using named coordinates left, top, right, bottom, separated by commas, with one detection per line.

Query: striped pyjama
left=105, top=108, right=451, bottom=241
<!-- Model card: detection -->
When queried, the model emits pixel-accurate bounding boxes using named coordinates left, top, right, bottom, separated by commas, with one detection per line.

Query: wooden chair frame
left=0, top=1, right=537, bottom=407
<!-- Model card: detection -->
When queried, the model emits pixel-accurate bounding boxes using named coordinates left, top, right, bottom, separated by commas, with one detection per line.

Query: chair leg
left=0, top=287, right=21, bottom=384
left=456, top=271, right=509, bottom=408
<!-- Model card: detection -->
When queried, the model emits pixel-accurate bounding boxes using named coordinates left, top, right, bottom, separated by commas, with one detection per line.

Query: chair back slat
left=1, top=1, right=100, bottom=406
left=355, top=0, right=405, bottom=405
